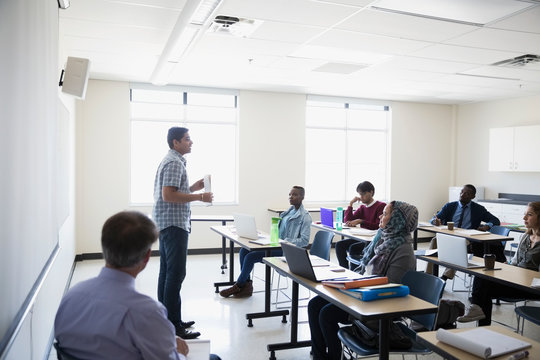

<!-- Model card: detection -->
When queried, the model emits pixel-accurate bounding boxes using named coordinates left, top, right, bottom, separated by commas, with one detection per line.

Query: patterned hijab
left=357, top=201, right=418, bottom=275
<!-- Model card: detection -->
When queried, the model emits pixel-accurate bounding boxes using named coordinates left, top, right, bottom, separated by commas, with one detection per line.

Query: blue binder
left=340, top=285, right=409, bottom=301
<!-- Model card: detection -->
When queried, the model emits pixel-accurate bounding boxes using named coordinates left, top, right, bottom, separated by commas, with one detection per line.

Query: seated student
left=335, top=181, right=386, bottom=268
left=308, top=201, right=418, bottom=360
left=458, top=201, right=540, bottom=325
left=54, top=211, right=221, bottom=360
left=429, top=184, right=502, bottom=280
left=219, top=186, right=312, bottom=298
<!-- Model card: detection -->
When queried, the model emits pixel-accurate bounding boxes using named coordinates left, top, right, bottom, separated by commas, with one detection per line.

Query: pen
left=507, top=350, right=529, bottom=360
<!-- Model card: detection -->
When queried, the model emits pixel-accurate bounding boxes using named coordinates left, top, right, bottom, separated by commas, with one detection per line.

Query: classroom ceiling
left=59, top=0, right=540, bottom=104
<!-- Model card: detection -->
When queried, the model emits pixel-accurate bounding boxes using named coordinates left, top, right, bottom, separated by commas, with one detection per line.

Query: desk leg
left=214, top=240, right=235, bottom=293
left=267, top=281, right=311, bottom=360
left=246, top=249, right=289, bottom=327
left=413, top=229, right=418, bottom=250
left=220, top=221, right=228, bottom=274
left=378, top=318, right=390, bottom=360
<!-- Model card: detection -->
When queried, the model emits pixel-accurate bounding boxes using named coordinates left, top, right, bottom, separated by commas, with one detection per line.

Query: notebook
left=233, top=213, right=264, bottom=240
left=437, top=233, right=484, bottom=269
left=281, top=242, right=361, bottom=282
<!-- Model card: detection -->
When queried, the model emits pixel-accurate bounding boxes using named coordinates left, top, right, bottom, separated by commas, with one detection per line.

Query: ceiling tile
left=446, top=28, right=540, bottom=54
left=337, top=8, right=477, bottom=42
left=410, top=44, right=522, bottom=65
left=488, top=6, right=540, bottom=34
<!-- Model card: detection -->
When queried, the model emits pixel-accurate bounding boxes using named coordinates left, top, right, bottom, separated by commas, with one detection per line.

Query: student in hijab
left=307, top=201, right=418, bottom=360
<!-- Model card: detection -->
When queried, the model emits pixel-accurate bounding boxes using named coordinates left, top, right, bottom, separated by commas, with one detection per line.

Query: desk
left=417, top=325, right=540, bottom=360
left=413, top=224, right=512, bottom=251
left=417, top=255, right=540, bottom=295
left=310, top=222, right=376, bottom=242
left=263, top=257, right=437, bottom=360
left=191, top=215, right=234, bottom=275
left=210, top=226, right=289, bottom=327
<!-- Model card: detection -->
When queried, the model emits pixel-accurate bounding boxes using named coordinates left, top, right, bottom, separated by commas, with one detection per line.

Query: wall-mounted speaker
left=61, top=57, right=90, bottom=99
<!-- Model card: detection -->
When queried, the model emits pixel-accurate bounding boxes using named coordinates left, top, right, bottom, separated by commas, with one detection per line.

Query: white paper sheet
left=203, top=174, right=211, bottom=206
left=185, top=339, right=210, bottom=360
left=436, top=328, right=530, bottom=359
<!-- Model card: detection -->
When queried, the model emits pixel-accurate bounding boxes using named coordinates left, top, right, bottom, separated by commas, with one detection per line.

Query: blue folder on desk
left=320, top=207, right=334, bottom=228
left=340, top=285, right=409, bottom=301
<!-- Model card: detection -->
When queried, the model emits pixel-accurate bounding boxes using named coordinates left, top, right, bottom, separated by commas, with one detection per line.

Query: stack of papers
left=436, top=328, right=530, bottom=358
left=454, top=229, right=490, bottom=236
left=347, top=228, right=377, bottom=236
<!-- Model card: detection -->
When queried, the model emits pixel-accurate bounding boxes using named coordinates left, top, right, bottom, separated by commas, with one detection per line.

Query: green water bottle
left=270, top=217, right=280, bottom=246
left=336, top=207, right=343, bottom=231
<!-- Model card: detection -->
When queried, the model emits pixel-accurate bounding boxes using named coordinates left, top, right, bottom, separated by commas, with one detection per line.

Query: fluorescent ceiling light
left=150, top=0, right=223, bottom=85
left=290, top=45, right=392, bottom=65
left=372, top=0, right=533, bottom=26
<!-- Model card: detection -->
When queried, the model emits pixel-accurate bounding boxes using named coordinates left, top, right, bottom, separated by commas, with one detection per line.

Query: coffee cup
left=447, top=222, right=454, bottom=231
left=484, top=254, right=496, bottom=270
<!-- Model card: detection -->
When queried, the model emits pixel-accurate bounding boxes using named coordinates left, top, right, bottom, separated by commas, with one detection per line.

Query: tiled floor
left=51, top=242, right=540, bottom=360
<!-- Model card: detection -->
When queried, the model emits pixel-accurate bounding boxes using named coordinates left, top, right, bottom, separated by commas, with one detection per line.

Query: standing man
left=153, top=127, right=213, bottom=339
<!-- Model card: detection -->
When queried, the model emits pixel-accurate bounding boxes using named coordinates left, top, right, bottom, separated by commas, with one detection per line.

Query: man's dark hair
left=292, top=186, right=305, bottom=197
left=167, top=127, right=189, bottom=149
left=463, top=184, right=477, bottom=196
left=356, top=181, right=375, bottom=195
left=101, top=211, right=158, bottom=268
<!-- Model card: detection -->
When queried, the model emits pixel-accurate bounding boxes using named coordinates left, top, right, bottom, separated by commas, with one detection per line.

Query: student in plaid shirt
left=153, top=127, right=213, bottom=339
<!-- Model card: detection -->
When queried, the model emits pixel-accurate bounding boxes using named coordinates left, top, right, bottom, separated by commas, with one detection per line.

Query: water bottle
left=270, top=217, right=280, bottom=246
left=336, top=207, right=343, bottom=231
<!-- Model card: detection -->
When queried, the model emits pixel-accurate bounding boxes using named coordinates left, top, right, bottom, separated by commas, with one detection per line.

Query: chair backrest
left=490, top=225, right=510, bottom=237
left=309, top=230, right=334, bottom=261
left=401, top=271, right=445, bottom=331
left=54, top=342, right=81, bottom=360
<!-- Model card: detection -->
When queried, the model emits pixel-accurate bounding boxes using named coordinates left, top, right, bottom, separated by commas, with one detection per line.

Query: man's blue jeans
left=158, top=226, right=189, bottom=327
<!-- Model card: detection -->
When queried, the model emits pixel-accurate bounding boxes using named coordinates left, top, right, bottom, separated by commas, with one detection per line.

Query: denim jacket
left=279, top=205, right=312, bottom=248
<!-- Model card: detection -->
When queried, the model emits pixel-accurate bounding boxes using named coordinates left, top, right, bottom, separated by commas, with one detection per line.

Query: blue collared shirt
left=55, top=267, right=183, bottom=360
left=279, top=205, right=312, bottom=247
left=453, top=202, right=471, bottom=229
left=153, top=149, right=191, bottom=232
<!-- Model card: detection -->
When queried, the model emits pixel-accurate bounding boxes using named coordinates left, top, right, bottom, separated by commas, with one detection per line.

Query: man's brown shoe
left=234, top=280, right=253, bottom=298
left=219, top=283, right=241, bottom=298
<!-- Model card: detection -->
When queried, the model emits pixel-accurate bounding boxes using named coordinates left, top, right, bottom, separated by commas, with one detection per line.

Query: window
left=130, top=85, right=238, bottom=205
left=305, top=97, right=390, bottom=202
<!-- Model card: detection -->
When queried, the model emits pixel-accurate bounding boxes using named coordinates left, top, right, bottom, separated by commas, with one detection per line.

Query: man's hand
left=345, top=219, right=362, bottom=227
left=176, top=336, right=189, bottom=356
left=477, top=225, right=490, bottom=232
left=349, top=196, right=361, bottom=207
left=190, top=178, right=205, bottom=192
left=201, top=192, right=214, bottom=203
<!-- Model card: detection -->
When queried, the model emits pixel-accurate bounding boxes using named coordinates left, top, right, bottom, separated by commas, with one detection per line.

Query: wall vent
left=492, top=54, right=540, bottom=67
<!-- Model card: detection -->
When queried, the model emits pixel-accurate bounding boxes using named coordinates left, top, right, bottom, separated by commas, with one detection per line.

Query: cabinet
left=488, top=125, right=540, bottom=172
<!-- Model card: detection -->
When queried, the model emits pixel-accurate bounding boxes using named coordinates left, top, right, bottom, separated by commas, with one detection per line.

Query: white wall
left=0, top=1, right=77, bottom=358
left=76, top=81, right=456, bottom=253
left=455, top=95, right=540, bottom=199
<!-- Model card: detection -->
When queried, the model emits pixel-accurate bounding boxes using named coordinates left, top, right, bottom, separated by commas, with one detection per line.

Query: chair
left=489, top=226, right=528, bottom=329
left=54, top=342, right=81, bottom=360
left=515, top=305, right=540, bottom=335
left=338, top=270, right=446, bottom=359
left=274, top=230, right=334, bottom=306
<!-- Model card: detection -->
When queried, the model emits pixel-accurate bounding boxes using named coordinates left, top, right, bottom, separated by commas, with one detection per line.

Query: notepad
left=436, top=328, right=530, bottom=358
left=531, top=278, right=540, bottom=289
left=185, top=339, right=211, bottom=360
left=348, top=228, right=377, bottom=236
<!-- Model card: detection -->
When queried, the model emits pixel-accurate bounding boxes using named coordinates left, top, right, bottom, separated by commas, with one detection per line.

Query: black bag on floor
left=345, top=318, right=412, bottom=350
left=435, top=299, right=465, bottom=329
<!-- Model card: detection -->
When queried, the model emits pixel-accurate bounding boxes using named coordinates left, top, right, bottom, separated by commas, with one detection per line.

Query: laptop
left=437, top=233, right=484, bottom=269
left=281, top=242, right=361, bottom=282
left=320, top=207, right=349, bottom=229
left=233, top=213, right=264, bottom=240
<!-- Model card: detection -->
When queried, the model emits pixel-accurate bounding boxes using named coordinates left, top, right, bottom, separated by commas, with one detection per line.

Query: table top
left=417, top=224, right=513, bottom=243
left=210, top=225, right=281, bottom=251
left=417, top=254, right=540, bottom=295
left=310, top=222, right=376, bottom=242
left=263, top=257, right=437, bottom=320
left=417, top=325, right=539, bottom=360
